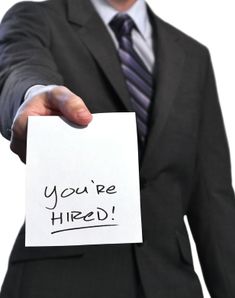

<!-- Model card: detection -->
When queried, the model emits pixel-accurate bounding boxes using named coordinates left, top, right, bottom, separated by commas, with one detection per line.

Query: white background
left=0, top=1, right=234, bottom=297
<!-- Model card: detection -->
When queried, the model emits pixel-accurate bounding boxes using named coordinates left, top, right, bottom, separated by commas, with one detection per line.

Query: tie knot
left=109, top=14, right=135, bottom=39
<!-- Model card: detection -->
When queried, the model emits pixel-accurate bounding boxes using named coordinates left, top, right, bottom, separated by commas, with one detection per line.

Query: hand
left=10, top=86, right=92, bottom=163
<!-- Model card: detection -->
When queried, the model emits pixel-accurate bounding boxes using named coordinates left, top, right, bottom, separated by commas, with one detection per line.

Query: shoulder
left=151, top=13, right=212, bottom=89
left=153, top=14, right=210, bottom=60
left=1, top=0, right=67, bottom=22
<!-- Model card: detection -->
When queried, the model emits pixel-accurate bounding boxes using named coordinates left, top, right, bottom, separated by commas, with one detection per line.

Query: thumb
left=48, top=86, right=92, bottom=126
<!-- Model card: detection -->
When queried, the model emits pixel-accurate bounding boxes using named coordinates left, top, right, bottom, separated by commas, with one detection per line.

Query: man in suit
left=0, top=0, right=235, bottom=297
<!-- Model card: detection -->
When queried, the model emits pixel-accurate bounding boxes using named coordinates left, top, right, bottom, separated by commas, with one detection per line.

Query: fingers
left=10, top=98, right=44, bottom=162
left=10, top=136, right=26, bottom=163
left=48, top=86, right=92, bottom=126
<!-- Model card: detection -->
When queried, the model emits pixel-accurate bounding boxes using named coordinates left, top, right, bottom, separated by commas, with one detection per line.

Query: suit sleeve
left=0, top=2, right=64, bottom=140
left=187, top=49, right=235, bottom=297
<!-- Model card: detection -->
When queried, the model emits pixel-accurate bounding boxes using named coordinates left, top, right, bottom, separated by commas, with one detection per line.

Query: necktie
left=109, top=14, right=153, bottom=144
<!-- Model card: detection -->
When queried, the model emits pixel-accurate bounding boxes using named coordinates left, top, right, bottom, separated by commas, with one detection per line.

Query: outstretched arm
left=0, top=3, right=92, bottom=162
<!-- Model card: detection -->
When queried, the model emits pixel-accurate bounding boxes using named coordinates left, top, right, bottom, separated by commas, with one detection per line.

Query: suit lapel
left=67, top=0, right=133, bottom=111
left=67, top=0, right=185, bottom=172
left=141, top=10, right=186, bottom=171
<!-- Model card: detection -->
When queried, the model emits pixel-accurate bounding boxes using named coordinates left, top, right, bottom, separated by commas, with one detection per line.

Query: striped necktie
left=109, top=13, right=153, bottom=144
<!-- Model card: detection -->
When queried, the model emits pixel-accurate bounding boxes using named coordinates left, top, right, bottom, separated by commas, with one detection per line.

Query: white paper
left=26, top=113, right=143, bottom=246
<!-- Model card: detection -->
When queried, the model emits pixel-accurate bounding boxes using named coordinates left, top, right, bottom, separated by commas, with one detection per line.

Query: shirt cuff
left=24, top=85, right=58, bottom=101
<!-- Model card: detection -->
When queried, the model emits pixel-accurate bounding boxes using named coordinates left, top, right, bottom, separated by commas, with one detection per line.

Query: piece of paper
left=26, top=113, right=143, bottom=246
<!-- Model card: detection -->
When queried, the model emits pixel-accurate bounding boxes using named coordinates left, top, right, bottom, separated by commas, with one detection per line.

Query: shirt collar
left=90, top=0, right=151, bottom=40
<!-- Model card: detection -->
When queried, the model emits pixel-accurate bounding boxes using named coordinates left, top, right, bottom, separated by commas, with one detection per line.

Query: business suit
left=0, top=0, right=235, bottom=297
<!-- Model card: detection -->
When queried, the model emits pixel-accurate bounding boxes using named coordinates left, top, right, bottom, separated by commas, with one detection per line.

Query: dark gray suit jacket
left=0, top=1, right=235, bottom=298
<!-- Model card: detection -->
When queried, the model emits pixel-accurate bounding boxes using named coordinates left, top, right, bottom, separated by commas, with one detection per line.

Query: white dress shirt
left=25, top=0, right=155, bottom=101
left=90, top=0, right=154, bottom=72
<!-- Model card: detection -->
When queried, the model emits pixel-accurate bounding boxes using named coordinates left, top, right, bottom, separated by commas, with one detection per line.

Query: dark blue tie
left=109, top=13, right=153, bottom=144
